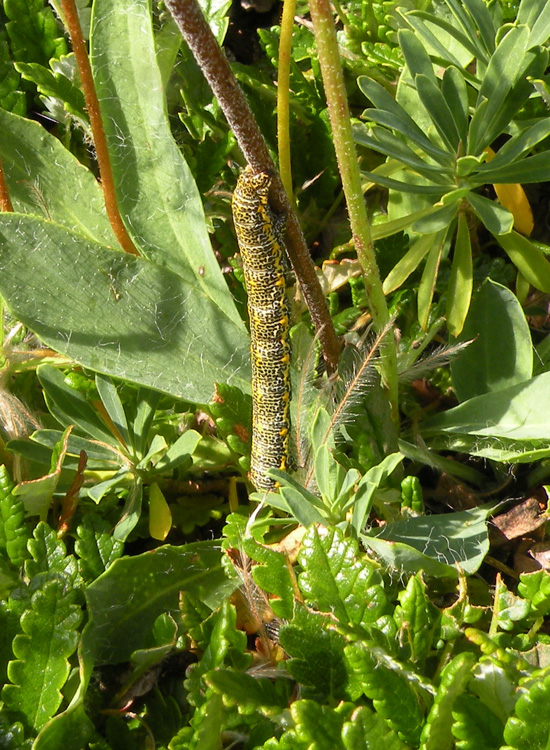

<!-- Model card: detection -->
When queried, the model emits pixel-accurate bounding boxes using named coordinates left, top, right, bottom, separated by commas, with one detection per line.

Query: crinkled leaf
left=291, top=700, right=351, bottom=750
left=25, top=522, right=79, bottom=586
left=452, top=693, right=503, bottom=750
left=279, top=607, right=348, bottom=700
left=74, top=514, right=124, bottom=582
left=1, top=579, right=81, bottom=732
left=15, top=60, right=86, bottom=123
left=342, top=704, right=407, bottom=750
left=4, top=0, right=66, bottom=65
left=0, top=215, right=250, bottom=403
left=82, top=540, right=237, bottom=664
left=420, top=652, right=476, bottom=750
left=394, top=573, right=440, bottom=667
left=0, top=466, right=31, bottom=568
left=205, top=670, right=291, bottom=715
left=298, top=526, right=389, bottom=627
left=243, top=537, right=295, bottom=621
left=517, top=570, right=550, bottom=618
left=344, top=642, right=425, bottom=746
left=502, top=666, right=550, bottom=750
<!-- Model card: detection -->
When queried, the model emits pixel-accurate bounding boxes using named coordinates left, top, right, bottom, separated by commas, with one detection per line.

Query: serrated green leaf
left=0, top=465, right=31, bottom=568
left=298, top=526, right=389, bottom=627
left=344, top=642, right=425, bottom=746
left=342, top=704, right=407, bottom=750
left=15, top=61, right=86, bottom=122
left=82, top=540, right=237, bottom=664
left=420, top=652, right=476, bottom=750
left=279, top=607, right=348, bottom=700
left=394, top=573, right=440, bottom=666
left=291, top=700, right=351, bottom=750
left=0, top=215, right=250, bottom=403
left=90, top=0, right=242, bottom=325
left=517, top=570, right=550, bottom=618
left=25, top=522, right=78, bottom=584
left=4, top=0, right=67, bottom=65
left=1, top=579, right=81, bottom=732
left=452, top=693, right=503, bottom=750
left=243, top=538, right=295, bottom=621
left=205, top=669, right=291, bottom=715
left=502, top=666, right=550, bottom=749
left=74, top=515, right=124, bottom=582
left=32, top=704, right=95, bottom=750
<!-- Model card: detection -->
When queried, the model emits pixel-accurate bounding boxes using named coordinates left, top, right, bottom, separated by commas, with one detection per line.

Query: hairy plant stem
left=277, top=0, right=297, bottom=201
left=164, top=0, right=341, bottom=373
left=308, top=0, right=399, bottom=423
left=59, top=0, right=139, bottom=256
left=0, top=158, right=14, bottom=212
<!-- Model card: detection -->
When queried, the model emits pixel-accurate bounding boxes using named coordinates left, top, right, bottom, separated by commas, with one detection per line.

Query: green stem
left=308, top=0, right=399, bottom=422
left=277, top=0, right=297, bottom=201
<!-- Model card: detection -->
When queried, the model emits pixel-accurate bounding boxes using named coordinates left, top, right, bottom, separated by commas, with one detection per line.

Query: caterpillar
left=232, top=166, right=291, bottom=491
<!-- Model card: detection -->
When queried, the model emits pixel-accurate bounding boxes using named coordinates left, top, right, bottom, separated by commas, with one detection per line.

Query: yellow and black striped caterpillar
left=232, top=167, right=291, bottom=491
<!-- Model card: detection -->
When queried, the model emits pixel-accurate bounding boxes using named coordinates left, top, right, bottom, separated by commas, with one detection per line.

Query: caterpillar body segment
left=232, top=167, right=291, bottom=491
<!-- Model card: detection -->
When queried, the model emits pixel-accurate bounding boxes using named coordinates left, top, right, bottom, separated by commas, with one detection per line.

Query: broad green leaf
left=496, top=231, right=550, bottom=293
left=0, top=215, right=250, bottom=403
left=517, top=570, right=550, bottom=618
left=422, top=371, right=550, bottom=442
left=298, top=526, right=390, bottom=627
left=82, top=540, right=237, bottom=664
left=362, top=505, right=492, bottom=577
left=446, top=212, right=473, bottom=337
left=149, top=429, right=202, bottom=475
left=0, top=108, right=116, bottom=246
left=351, top=452, right=404, bottom=534
left=1, top=579, right=81, bottom=732
left=344, top=642, right=425, bottom=746
left=502, top=667, right=550, bottom=750
left=420, top=652, right=476, bottom=750
left=382, top=232, right=435, bottom=294
left=451, top=279, right=532, bottom=401
left=342, top=705, right=407, bottom=750
left=90, top=0, right=241, bottom=325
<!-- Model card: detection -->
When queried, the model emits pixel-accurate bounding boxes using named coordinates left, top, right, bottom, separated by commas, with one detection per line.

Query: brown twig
left=164, top=0, right=341, bottom=372
left=0, top=157, right=14, bottom=212
left=59, top=0, right=139, bottom=256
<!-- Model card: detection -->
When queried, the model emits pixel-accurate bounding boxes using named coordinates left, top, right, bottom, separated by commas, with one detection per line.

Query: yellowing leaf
left=149, top=482, right=172, bottom=541
left=486, top=147, right=534, bottom=236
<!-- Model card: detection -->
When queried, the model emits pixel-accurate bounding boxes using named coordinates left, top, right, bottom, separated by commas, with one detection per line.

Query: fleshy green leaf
left=1, top=579, right=81, bottom=732
left=451, top=278, right=532, bottom=402
left=496, top=230, right=550, bottom=293
left=446, top=212, right=473, bottom=337
left=82, top=540, right=237, bottom=664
